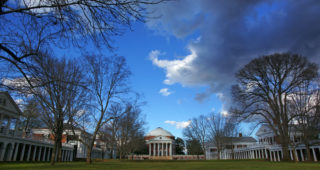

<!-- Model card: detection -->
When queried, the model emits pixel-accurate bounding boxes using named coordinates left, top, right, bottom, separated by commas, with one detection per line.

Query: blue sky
left=3, top=0, right=320, bottom=139
left=106, top=0, right=320, bottom=138
left=113, top=22, right=222, bottom=138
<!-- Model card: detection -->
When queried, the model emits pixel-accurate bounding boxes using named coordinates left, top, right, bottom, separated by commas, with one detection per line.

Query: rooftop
left=146, top=127, right=174, bottom=137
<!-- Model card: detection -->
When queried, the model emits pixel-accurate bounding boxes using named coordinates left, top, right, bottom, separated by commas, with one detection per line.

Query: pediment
left=256, top=125, right=273, bottom=136
left=0, top=92, right=22, bottom=118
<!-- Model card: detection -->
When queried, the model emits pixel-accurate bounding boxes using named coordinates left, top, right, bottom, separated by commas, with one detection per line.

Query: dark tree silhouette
left=231, top=53, right=318, bottom=161
left=175, top=137, right=185, bottom=155
left=0, top=0, right=166, bottom=89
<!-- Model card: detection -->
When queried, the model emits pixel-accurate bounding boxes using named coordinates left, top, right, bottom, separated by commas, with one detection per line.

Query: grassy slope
left=0, top=160, right=320, bottom=170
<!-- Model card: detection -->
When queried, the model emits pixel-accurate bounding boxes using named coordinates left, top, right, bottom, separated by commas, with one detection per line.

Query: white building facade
left=31, top=127, right=110, bottom=159
left=144, top=127, right=175, bottom=160
left=206, top=125, right=320, bottom=162
left=0, top=91, right=73, bottom=162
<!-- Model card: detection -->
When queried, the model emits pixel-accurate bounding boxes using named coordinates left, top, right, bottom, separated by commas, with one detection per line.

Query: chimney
left=239, top=133, right=242, bottom=137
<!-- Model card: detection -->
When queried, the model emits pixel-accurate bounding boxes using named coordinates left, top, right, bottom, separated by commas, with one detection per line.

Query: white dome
left=146, top=127, right=174, bottom=137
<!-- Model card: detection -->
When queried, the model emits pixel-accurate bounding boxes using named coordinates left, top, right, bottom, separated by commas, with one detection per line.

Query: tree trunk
left=50, top=142, right=57, bottom=165
left=291, top=145, right=299, bottom=162
left=86, top=144, right=92, bottom=164
left=57, top=140, right=62, bottom=162
left=279, top=132, right=291, bottom=161
left=86, top=133, right=97, bottom=164
left=281, top=140, right=290, bottom=161
left=305, top=144, right=312, bottom=162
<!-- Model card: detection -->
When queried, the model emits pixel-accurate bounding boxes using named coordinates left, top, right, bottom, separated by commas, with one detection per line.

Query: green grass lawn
left=1, top=160, right=320, bottom=170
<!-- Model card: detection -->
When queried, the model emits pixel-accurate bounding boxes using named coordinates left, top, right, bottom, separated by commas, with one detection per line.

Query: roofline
left=0, top=91, right=23, bottom=115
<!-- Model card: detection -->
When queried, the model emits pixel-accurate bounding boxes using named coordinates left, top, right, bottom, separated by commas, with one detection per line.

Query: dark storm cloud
left=148, top=0, right=320, bottom=109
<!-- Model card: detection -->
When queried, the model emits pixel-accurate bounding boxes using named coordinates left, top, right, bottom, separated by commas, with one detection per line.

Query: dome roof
left=146, top=127, right=174, bottom=137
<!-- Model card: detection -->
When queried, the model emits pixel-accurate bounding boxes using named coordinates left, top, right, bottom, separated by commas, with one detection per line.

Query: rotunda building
left=144, top=127, right=175, bottom=159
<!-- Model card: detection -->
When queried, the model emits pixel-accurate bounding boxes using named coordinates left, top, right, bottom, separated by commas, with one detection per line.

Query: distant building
left=206, top=134, right=256, bottom=160
left=206, top=125, right=320, bottom=162
left=144, top=127, right=175, bottom=160
left=31, top=126, right=111, bottom=159
left=130, top=127, right=205, bottom=160
left=0, top=91, right=73, bottom=162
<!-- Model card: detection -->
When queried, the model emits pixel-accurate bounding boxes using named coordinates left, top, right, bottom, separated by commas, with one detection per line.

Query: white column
left=38, top=146, right=42, bottom=161
left=62, top=150, right=65, bottom=161
left=65, top=151, right=69, bottom=161
left=8, top=143, right=14, bottom=161
left=166, top=143, right=168, bottom=156
left=157, top=143, right=159, bottom=156
left=0, top=142, right=7, bottom=161
left=47, top=148, right=51, bottom=161
left=273, top=151, right=276, bottom=162
left=42, top=147, right=47, bottom=161
left=65, top=150, right=68, bottom=161
left=149, top=143, right=151, bottom=156
left=277, top=151, right=280, bottom=161
left=295, top=149, right=299, bottom=161
left=169, top=143, right=172, bottom=156
left=270, top=151, right=273, bottom=161
left=258, top=150, right=261, bottom=159
left=32, top=146, right=37, bottom=161
left=312, top=148, right=317, bottom=162
left=290, top=150, right=293, bottom=161
left=265, top=149, right=268, bottom=159
left=20, top=144, right=26, bottom=161
left=70, top=150, right=74, bottom=161
left=300, top=149, right=304, bottom=161
left=153, top=143, right=155, bottom=156
left=27, top=145, right=32, bottom=161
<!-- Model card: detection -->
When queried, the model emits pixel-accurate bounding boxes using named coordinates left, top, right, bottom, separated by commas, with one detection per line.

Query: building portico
left=144, top=127, right=175, bottom=159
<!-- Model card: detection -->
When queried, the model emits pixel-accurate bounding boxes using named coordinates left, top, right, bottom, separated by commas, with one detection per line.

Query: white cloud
left=221, top=110, right=228, bottom=116
left=159, top=88, right=172, bottom=96
left=147, top=0, right=320, bottom=114
left=165, top=120, right=191, bottom=129
left=149, top=47, right=198, bottom=86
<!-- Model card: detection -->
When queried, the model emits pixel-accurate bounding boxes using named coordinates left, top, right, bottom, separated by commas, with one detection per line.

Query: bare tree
left=231, top=53, right=318, bottom=161
left=116, top=103, right=146, bottom=159
left=0, top=0, right=165, bottom=88
left=21, top=97, right=44, bottom=135
left=34, top=55, right=86, bottom=165
left=100, top=104, right=122, bottom=159
left=183, top=114, right=208, bottom=159
left=207, top=112, right=237, bottom=160
left=100, top=97, right=146, bottom=159
left=288, top=78, right=320, bottom=161
left=83, top=54, right=130, bottom=163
